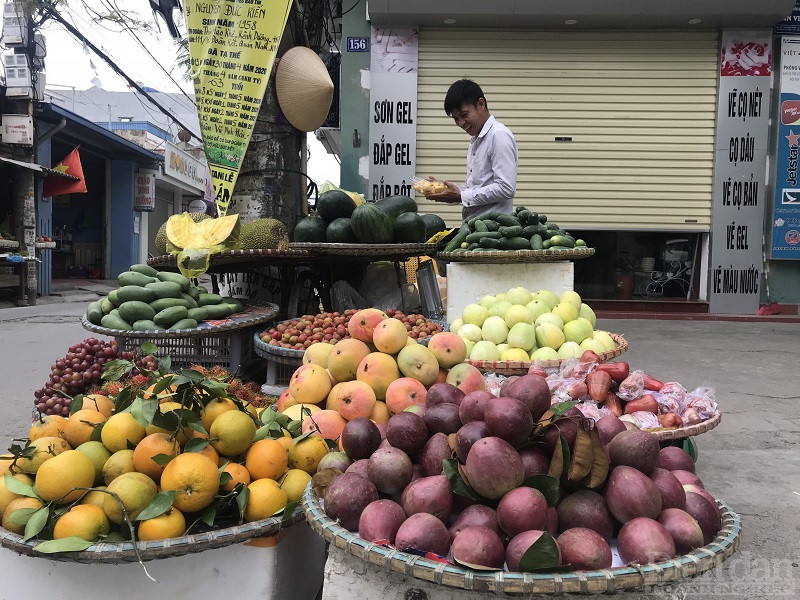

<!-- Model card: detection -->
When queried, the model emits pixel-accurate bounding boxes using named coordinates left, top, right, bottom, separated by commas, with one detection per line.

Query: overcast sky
left=38, top=1, right=340, bottom=186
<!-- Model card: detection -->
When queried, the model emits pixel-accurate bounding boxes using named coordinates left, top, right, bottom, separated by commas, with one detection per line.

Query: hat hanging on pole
left=276, top=46, right=334, bottom=132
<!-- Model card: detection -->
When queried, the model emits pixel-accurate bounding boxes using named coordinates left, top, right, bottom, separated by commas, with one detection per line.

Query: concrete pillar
left=109, top=159, right=138, bottom=277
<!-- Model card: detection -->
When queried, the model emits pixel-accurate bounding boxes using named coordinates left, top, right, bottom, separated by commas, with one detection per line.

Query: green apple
left=488, top=301, right=512, bottom=319
left=531, top=346, right=559, bottom=361
left=481, top=316, right=509, bottom=344
left=552, top=302, right=579, bottom=324
left=559, top=290, right=582, bottom=311
left=535, top=322, right=565, bottom=349
left=557, top=341, right=583, bottom=359
left=470, top=340, right=500, bottom=361
left=506, top=286, right=533, bottom=306
left=504, top=304, right=532, bottom=328
left=501, top=348, right=530, bottom=361
left=462, top=303, right=489, bottom=327
left=459, top=324, right=483, bottom=343
left=579, top=303, right=597, bottom=327
left=533, top=289, right=559, bottom=310
left=563, top=318, right=594, bottom=344
left=479, top=295, right=498, bottom=309
left=535, top=312, right=564, bottom=330
left=449, top=318, right=464, bottom=334
left=507, top=322, right=537, bottom=351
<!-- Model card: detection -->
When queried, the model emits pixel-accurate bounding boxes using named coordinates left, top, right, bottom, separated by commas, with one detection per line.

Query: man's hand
left=426, top=180, right=462, bottom=204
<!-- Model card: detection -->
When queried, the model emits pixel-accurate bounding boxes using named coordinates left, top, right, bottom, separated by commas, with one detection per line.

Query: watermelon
left=293, top=216, right=328, bottom=242
left=326, top=218, right=358, bottom=243
left=420, top=213, right=447, bottom=240
left=393, top=212, right=427, bottom=243
left=350, top=203, right=394, bottom=244
left=317, top=189, right=356, bottom=223
left=375, top=195, right=418, bottom=223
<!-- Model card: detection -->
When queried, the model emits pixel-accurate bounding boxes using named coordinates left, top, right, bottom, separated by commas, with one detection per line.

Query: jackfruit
left=155, top=212, right=210, bottom=255
left=238, top=218, right=289, bottom=250
left=165, top=212, right=240, bottom=278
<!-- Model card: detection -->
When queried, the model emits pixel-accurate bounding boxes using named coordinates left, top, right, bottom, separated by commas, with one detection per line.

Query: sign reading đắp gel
left=709, top=31, right=772, bottom=314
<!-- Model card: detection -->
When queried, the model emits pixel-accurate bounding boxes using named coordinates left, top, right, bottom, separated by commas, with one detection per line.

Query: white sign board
left=0, top=114, right=33, bottom=145
left=368, top=28, right=418, bottom=201
left=164, top=142, right=208, bottom=193
left=134, top=172, right=156, bottom=212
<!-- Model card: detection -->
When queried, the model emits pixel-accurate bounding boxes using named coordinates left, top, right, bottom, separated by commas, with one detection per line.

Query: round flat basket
left=438, top=247, right=595, bottom=263
left=0, top=507, right=305, bottom=564
left=648, top=409, right=722, bottom=441
left=81, top=302, right=279, bottom=339
left=468, top=333, right=627, bottom=375
left=303, top=487, right=740, bottom=594
left=0, top=239, right=19, bottom=249
left=35, top=241, right=56, bottom=250
left=147, top=249, right=312, bottom=270
left=290, top=242, right=441, bottom=259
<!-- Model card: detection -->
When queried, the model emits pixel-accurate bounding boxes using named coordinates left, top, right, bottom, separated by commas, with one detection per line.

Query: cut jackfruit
left=165, top=212, right=240, bottom=278
left=155, top=213, right=209, bottom=255
left=238, top=218, right=289, bottom=250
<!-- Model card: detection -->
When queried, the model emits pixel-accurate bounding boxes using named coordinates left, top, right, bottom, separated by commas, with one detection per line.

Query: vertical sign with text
left=771, top=37, right=800, bottom=259
left=710, top=32, right=772, bottom=314
left=368, top=28, right=418, bottom=202
left=185, top=0, right=292, bottom=215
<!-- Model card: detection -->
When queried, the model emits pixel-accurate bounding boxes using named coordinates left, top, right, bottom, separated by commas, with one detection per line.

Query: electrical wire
left=341, top=1, right=360, bottom=17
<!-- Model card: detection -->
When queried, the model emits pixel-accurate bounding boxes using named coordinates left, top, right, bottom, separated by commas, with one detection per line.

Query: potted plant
left=614, top=252, right=637, bottom=299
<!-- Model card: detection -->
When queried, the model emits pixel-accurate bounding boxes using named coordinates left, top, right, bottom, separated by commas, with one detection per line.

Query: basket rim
left=81, top=302, right=279, bottom=339
left=146, top=248, right=312, bottom=268
left=302, top=487, right=740, bottom=594
left=0, top=507, right=305, bottom=563
left=648, top=409, right=722, bottom=441
left=437, top=247, right=595, bottom=263
left=467, top=332, right=628, bottom=372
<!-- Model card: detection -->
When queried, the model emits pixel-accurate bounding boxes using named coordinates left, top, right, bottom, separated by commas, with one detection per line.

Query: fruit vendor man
left=424, top=79, right=518, bottom=222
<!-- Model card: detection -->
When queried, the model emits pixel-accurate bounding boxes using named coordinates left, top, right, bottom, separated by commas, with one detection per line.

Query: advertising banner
left=133, top=172, right=156, bottom=211
left=368, top=28, right=418, bottom=202
left=185, top=0, right=292, bottom=215
left=709, top=32, right=772, bottom=314
left=771, top=37, right=800, bottom=259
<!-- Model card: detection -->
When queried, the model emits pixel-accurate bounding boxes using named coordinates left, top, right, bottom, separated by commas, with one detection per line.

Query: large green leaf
left=442, top=459, right=480, bottom=500
left=550, top=401, right=578, bottom=419
left=8, top=507, right=39, bottom=525
left=521, top=474, right=560, bottom=507
left=140, top=342, right=159, bottom=356
left=517, top=531, right=561, bottom=572
left=33, top=537, right=94, bottom=553
left=101, top=359, right=135, bottom=381
left=69, top=395, right=84, bottom=415
left=184, top=438, right=210, bottom=453
left=136, top=491, right=176, bottom=521
left=236, top=486, right=250, bottom=523
left=23, top=507, right=49, bottom=541
left=3, top=474, right=38, bottom=498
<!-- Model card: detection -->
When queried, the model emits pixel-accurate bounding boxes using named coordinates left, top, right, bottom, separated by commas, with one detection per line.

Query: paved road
left=0, top=305, right=798, bottom=598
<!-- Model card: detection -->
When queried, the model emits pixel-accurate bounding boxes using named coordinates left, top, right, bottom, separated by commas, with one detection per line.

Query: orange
left=243, top=479, right=287, bottom=522
left=143, top=378, right=179, bottom=403
left=80, top=487, right=108, bottom=509
left=0, top=454, right=19, bottom=475
left=279, top=469, right=311, bottom=503
left=64, top=409, right=106, bottom=448
left=0, top=473, right=34, bottom=514
left=15, top=436, right=71, bottom=474
left=75, top=441, right=112, bottom=485
left=34, top=450, right=96, bottom=504
left=132, top=433, right=179, bottom=482
left=287, top=435, right=329, bottom=475
left=160, top=453, right=220, bottom=513
left=28, top=415, right=67, bottom=441
left=200, top=397, right=237, bottom=432
left=101, top=412, right=146, bottom=453
left=244, top=439, right=288, bottom=481
left=137, top=507, right=186, bottom=541
left=209, top=410, right=256, bottom=457
left=82, top=394, right=115, bottom=418
left=103, top=472, right=158, bottom=524
left=221, top=462, right=251, bottom=492
left=2, top=496, right=43, bottom=535
left=195, top=443, right=220, bottom=466
left=370, top=401, right=390, bottom=424
left=53, top=504, right=110, bottom=541
left=102, top=449, right=135, bottom=485
left=276, top=437, right=293, bottom=451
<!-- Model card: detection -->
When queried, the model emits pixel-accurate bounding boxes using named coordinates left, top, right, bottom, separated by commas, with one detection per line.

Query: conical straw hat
left=276, top=46, right=334, bottom=132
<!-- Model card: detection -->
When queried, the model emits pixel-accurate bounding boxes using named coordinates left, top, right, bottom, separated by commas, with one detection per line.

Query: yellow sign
left=185, top=0, right=292, bottom=215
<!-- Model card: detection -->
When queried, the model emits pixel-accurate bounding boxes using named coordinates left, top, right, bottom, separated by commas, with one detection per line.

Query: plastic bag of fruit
left=331, top=279, right=366, bottom=313
left=655, top=382, right=687, bottom=415
left=683, top=386, right=717, bottom=420
left=617, top=370, right=645, bottom=401
left=361, top=262, right=422, bottom=313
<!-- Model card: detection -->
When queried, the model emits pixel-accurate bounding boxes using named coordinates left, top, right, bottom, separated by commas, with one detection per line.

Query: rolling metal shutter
left=415, top=30, right=719, bottom=231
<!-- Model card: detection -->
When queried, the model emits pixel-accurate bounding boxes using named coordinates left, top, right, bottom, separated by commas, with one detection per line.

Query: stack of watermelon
left=294, top=191, right=447, bottom=245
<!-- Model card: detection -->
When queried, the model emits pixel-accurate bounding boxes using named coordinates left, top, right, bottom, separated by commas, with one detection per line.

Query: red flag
left=43, top=147, right=88, bottom=197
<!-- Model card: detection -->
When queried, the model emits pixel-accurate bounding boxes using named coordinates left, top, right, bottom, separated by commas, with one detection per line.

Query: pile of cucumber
left=443, top=206, right=587, bottom=253
left=85, top=264, right=244, bottom=331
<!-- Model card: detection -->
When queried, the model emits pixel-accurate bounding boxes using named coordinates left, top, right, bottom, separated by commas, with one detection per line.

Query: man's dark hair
left=444, top=79, right=487, bottom=115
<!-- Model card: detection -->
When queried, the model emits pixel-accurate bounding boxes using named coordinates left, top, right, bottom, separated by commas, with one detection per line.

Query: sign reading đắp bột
left=184, top=0, right=292, bottom=216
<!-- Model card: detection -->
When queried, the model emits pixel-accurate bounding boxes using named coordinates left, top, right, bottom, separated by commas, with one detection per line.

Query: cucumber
left=483, top=220, right=500, bottom=232
left=132, top=320, right=161, bottom=331
left=465, top=231, right=502, bottom=244
left=543, top=239, right=552, bottom=249
left=186, top=286, right=201, bottom=300
left=100, top=298, right=114, bottom=315
left=515, top=205, right=526, bottom=214
left=466, top=242, right=479, bottom=251
left=478, top=237, right=503, bottom=249
left=221, top=297, right=244, bottom=312
left=145, top=280, right=183, bottom=299
left=517, top=209, right=531, bottom=224
left=150, top=297, right=193, bottom=312
left=548, top=235, right=575, bottom=248
left=549, top=245, right=571, bottom=251
left=153, top=306, right=189, bottom=329
left=494, top=214, right=521, bottom=227
left=107, top=289, right=121, bottom=307
left=546, top=223, right=560, bottom=231
left=444, top=225, right=470, bottom=252
left=196, top=285, right=209, bottom=294
left=539, top=214, right=548, bottom=224
left=117, top=285, right=157, bottom=304
left=187, top=307, right=209, bottom=322
left=181, top=293, right=199, bottom=309
left=203, top=304, right=235, bottom=319
left=500, top=237, right=532, bottom=250
left=467, top=217, right=481, bottom=230
left=129, top=264, right=159, bottom=278
left=109, top=309, right=120, bottom=317
left=530, top=234, right=544, bottom=250
left=540, top=229, right=556, bottom=240
left=528, top=212, right=539, bottom=225
left=575, top=239, right=587, bottom=247
left=198, top=293, right=224, bottom=306
left=85, top=301, right=103, bottom=325
left=101, top=314, right=133, bottom=330
left=499, top=225, right=523, bottom=238
left=481, top=212, right=504, bottom=221
left=473, top=220, right=488, bottom=232
left=117, top=271, right=157, bottom=288
left=168, top=318, right=199, bottom=331
left=118, top=301, right=156, bottom=324
left=157, top=271, right=191, bottom=292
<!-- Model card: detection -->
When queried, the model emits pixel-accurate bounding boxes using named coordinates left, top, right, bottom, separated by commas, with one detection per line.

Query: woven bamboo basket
left=0, top=507, right=305, bottom=564
left=303, top=487, right=740, bottom=595
left=648, top=409, right=722, bottom=441
left=437, top=247, right=595, bottom=263
left=146, top=249, right=312, bottom=271
left=467, top=333, right=628, bottom=374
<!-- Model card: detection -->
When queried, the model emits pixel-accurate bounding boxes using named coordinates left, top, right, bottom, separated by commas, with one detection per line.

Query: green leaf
left=33, top=537, right=94, bottom=553
left=201, top=380, right=229, bottom=398
left=186, top=421, right=207, bottom=434
left=101, top=359, right=135, bottom=381
left=286, top=420, right=302, bottom=437
left=127, top=398, right=147, bottom=427
left=274, top=413, right=291, bottom=428
left=150, top=453, right=177, bottom=466
left=683, top=438, right=698, bottom=463
left=200, top=504, right=216, bottom=527
left=135, top=491, right=176, bottom=521
left=23, top=507, right=49, bottom=541
left=141, top=398, right=159, bottom=425
left=253, top=425, right=272, bottom=442
left=550, top=401, right=579, bottom=419
left=442, top=459, right=480, bottom=500
left=114, top=387, right=135, bottom=413
left=158, top=355, right=172, bottom=376
left=168, top=375, right=190, bottom=387
left=151, top=375, right=175, bottom=396
left=184, top=438, right=210, bottom=453
left=517, top=531, right=561, bottom=572
left=559, top=435, right=571, bottom=478
left=219, top=472, right=233, bottom=487
left=522, top=475, right=561, bottom=507
left=69, top=395, right=84, bottom=415
left=281, top=500, right=299, bottom=523
left=140, top=342, right=159, bottom=356
left=178, top=369, right=206, bottom=383
left=89, top=422, right=105, bottom=443
left=236, top=485, right=250, bottom=523
left=292, top=430, right=313, bottom=445
left=103, top=531, right=128, bottom=543
left=259, top=408, right=278, bottom=426
left=8, top=507, right=39, bottom=525
left=126, top=439, right=138, bottom=451
left=3, top=474, right=38, bottom=498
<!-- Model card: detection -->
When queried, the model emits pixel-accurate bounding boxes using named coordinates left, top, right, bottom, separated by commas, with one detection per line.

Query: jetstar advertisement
left=772, top=37, right=800, bottom=259
left=185, top=0, right=292, bottom=215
